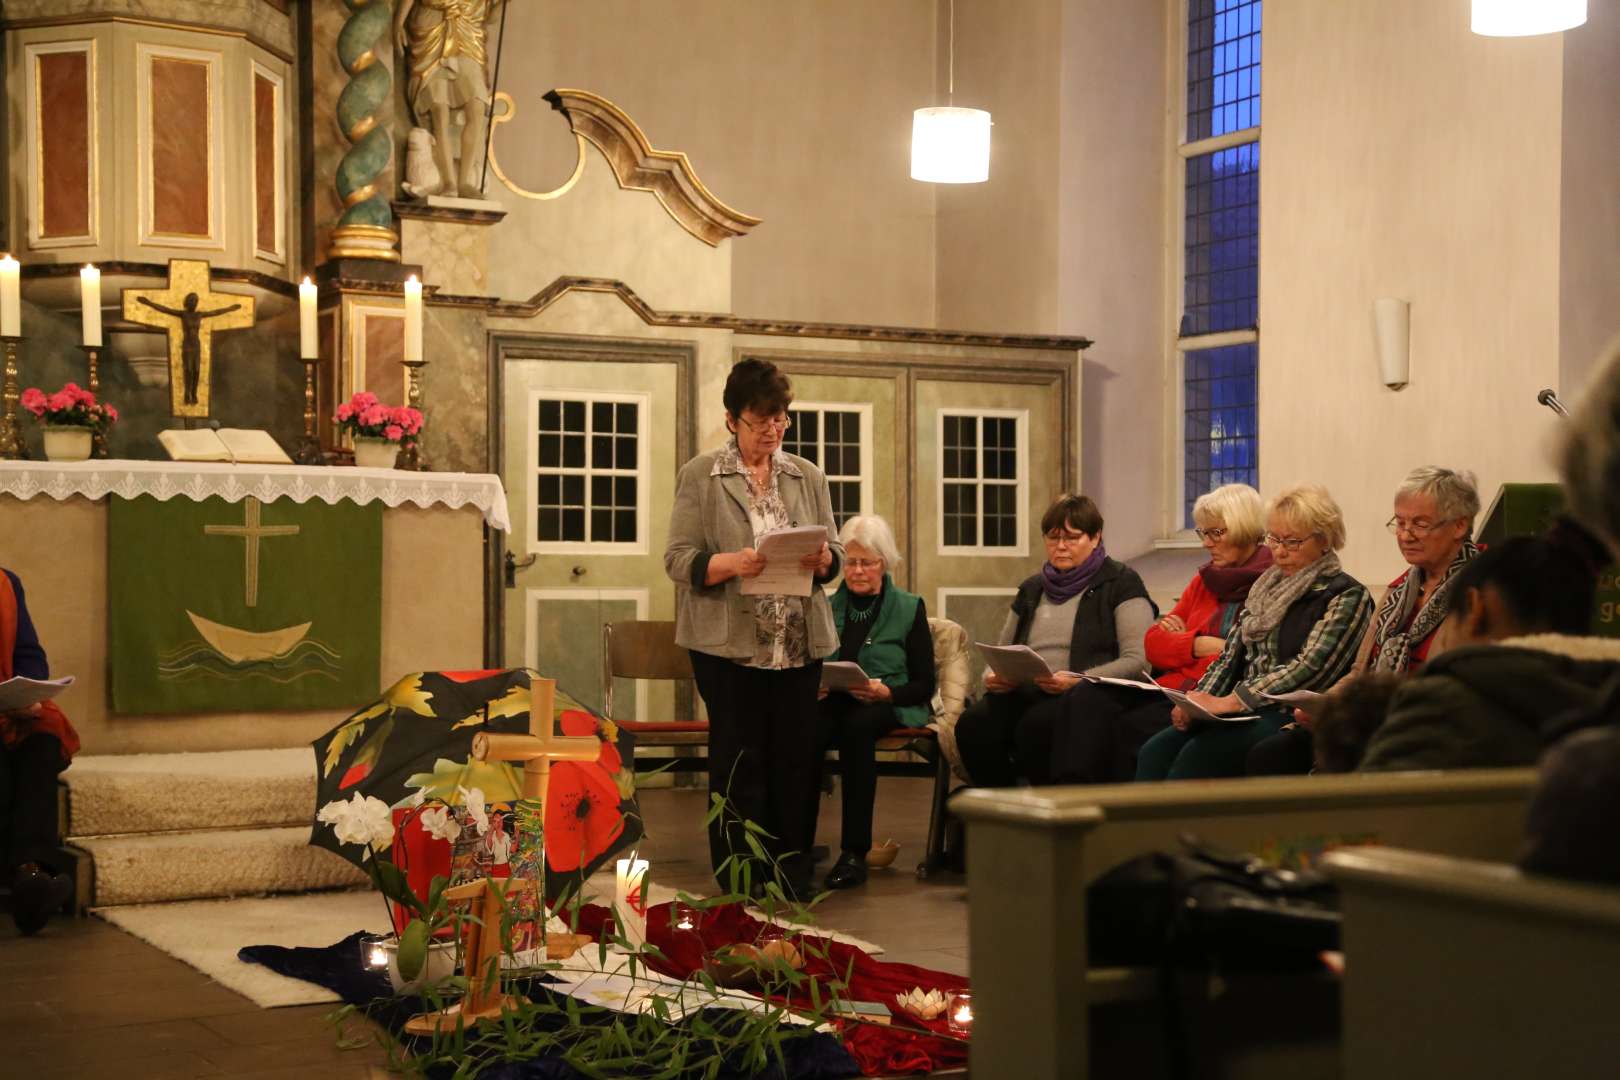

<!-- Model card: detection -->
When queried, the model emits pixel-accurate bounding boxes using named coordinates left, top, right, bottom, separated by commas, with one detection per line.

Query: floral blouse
left=711, top=438, right=811, bottom=670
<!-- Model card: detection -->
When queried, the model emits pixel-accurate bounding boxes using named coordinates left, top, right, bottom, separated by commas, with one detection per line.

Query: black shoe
left=11, top=864, right=72, bottom=936
left=824, top=851, right=868, bottom=890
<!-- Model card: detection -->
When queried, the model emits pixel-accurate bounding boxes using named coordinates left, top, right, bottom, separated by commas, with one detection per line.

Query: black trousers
left=1246, top=723, right=1316, bottom=776
left=1, top=732, right=67, bottom=876
left=689, top=651, right=822, bottom=886
left=955, top=687, right=1070, bottom=787
left=812, top=697, right=898, bottom=855
left=1046, top=683, right=1175, bottom=785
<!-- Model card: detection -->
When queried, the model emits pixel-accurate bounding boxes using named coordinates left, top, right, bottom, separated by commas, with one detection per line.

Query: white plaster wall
left=1259, top=0, right=1569, bottom=585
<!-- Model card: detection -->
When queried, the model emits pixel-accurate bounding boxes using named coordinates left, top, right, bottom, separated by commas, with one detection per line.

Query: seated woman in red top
left=1, top=567, right=80, bottom=935
left=1044, top=484, right=1270, bottom=784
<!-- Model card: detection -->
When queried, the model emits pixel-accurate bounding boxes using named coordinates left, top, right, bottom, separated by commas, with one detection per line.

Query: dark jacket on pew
left=1361, top=634, right=1620, bottom=771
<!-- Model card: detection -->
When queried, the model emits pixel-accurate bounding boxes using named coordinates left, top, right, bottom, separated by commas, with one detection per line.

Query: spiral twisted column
left=327, top=0, right=399, bottom=262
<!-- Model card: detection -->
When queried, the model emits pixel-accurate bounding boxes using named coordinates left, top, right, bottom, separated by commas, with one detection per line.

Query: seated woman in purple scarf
left=954, top=495, right=1155, bottom=788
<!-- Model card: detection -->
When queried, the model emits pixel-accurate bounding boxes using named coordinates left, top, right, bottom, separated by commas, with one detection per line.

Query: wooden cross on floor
left=122, top=258, right=256, bottom=418
left=405, top=677, right=601, bottom=1033
left=203, top=498, right=299, bottom=607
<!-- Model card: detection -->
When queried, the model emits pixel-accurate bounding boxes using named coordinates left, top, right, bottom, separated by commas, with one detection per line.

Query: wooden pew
left=950, top=768, right=1538, bottom=1080
left=1324, top=846, right=1620, bottom=1080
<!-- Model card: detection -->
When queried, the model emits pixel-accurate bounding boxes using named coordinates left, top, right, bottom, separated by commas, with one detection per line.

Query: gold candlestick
left=293, top=355, right=325, bottom=465
left=0, top=336, right=25, bottom=460
left=83, top=345, right=107, bottom=459
left=398, top=358, right=428, bottom=471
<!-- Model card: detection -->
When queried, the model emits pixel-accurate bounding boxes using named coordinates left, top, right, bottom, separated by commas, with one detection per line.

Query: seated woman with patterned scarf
left=1135, top=484, right=1373, bottom=781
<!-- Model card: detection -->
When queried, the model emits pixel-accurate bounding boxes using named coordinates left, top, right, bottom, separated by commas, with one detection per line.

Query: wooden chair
left=600, top=617, right=970, bottom=876
left=1325, top=846, right=1620, bottom=1080
left=950, top=768, right=1541, bottom=1080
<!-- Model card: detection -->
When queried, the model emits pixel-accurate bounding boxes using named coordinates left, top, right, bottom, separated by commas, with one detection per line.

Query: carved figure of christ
left=122, top=259, right=257, bottom=418
left=203, top=498, right=299, bottom=607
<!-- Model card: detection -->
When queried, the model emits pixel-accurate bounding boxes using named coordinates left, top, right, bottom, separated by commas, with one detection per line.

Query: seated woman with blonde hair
left=1136, top=484, right=1373, bottom=780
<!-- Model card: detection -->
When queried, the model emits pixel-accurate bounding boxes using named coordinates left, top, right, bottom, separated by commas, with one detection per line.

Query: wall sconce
left=1472, top=0, right=1587, bottom=37
left=1374, top=297, right=1410, bottom=390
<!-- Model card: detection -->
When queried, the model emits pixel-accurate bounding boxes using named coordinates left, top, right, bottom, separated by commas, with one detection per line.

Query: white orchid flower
left=317, top=792, right=396, bottom=852
left=458, top=785, right=490, bottom=835
left=418, top=804, right=461, bottom=844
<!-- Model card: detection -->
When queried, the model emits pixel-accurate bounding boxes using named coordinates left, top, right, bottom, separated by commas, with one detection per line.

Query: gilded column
left=327, top=0, right=399, bottom=261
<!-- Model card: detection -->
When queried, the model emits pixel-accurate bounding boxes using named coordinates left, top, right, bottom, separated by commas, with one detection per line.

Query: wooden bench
left=603, top=618, right=971, bottom=876
left=1325, top=846, right=1620, bottom=1080
left=950, top=768, right=1540, bottom=1080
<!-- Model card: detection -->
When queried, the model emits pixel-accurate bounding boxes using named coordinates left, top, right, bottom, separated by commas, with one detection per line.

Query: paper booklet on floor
left=821, top=661, right=871, bottom=690
left=976, top=643, right=1056, bottom=685
left=158, top=427, right=292, bottom=465
left=1161, top=686, right=1259, bottom=723
left=739, top=524, right=829, bottom=597
left=0, top=674, right=74, bottom=712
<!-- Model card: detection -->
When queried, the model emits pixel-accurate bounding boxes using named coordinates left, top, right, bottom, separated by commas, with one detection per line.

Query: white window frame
left=784, top=400, right=874, bottom=527
left=525, top=389, right=650, bottom=556
left=1162, top=0, right=1262, bottom=546
left=936, top=408, right=1029, bottom=557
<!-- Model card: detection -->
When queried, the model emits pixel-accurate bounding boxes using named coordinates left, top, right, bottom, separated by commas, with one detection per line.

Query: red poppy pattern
left=545, top=758, right=626, bottom=873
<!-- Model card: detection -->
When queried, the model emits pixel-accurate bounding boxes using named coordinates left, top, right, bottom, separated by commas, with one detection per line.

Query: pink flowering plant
left=19, top=383, right=118, bottom=432
left=333, top=391, right=424, bottom=447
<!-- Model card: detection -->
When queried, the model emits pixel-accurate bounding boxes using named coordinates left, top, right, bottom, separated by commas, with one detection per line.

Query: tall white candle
left=299, top=277, right=318, bottom=360
left=0, top=255, right=20, bottom=337
left=614, top=856, right=649, bottom=950
left=80, top=264, right=101, bottom=346
left=403, top=275, right=423, bottom=362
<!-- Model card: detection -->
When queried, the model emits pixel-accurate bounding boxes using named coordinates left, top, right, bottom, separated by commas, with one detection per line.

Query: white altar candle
left=403, top=275, right=423, bottom=362
left=614, top=855, right=649, bottom=949
left=299, top=277, right=318, bottom=360
left=80, top=265, right=101, bottom=346
left=0, top=255, right=19, bottom=337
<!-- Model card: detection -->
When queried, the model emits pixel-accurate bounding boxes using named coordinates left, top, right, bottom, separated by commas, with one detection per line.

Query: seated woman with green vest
left=814, top=515, right=936, bottom=890
left=954, top=494, right=1155, bottom=789
left=1136, top=483, right=1374, bottom=780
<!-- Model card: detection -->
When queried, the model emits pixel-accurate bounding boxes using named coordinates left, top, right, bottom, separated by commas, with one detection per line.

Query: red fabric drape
left=572, top=901, right=970, bottom=1076
left=0, top=570, right=79, bottom=763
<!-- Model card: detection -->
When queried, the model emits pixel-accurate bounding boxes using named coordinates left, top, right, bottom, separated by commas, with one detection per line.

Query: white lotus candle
left=403, top=275, right=422, bottom=362
left=299, top=276, right=318, bottom=359
left=614, top=855, right=649, bottom=949
left=0, top=255, right=19, bottom=337
left=80, top=265, right=101, bottom=346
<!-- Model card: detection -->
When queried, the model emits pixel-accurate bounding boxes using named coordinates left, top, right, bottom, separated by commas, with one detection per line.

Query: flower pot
left=386, top=937, right=458, bottom=994
left=43, top=425, right=92, bottom=462
left=353, top=437, right=400, bottom=469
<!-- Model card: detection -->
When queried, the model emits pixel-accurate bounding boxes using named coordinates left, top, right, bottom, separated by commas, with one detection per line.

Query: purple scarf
left=1042, top=545, right=1108, bottom=605
left=1198, top=544, right=1273, bottom=604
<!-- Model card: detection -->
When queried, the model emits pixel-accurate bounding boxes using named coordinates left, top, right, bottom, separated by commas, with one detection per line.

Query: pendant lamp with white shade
left=1471, top=0, right=1587, bottom=36
left=911, top=0, right=992, bottom=184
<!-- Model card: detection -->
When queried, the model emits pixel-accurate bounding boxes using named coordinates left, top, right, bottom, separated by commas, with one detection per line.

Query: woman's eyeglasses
left=1386, top=516, right=1442, bottom=537
left=844, top=559, right=884, bottom=571
left=1194, top=527, right=1228, bottom=541
left=1263, top=533, right=1318, bottom=551
left=735, top=414, right=792, bottom=433
left=1043, top=531, right=1091, bottom=547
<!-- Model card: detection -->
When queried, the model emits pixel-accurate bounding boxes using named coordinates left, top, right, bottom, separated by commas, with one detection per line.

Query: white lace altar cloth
left=0, top=460, right=511, bottom=532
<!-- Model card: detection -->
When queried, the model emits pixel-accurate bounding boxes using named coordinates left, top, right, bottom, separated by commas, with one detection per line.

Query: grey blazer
left=663, top=447, right=844, bottom=661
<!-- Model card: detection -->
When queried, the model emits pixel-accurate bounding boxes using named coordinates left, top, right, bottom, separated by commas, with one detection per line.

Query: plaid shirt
left=1196, top=585, right=1373, bottom=710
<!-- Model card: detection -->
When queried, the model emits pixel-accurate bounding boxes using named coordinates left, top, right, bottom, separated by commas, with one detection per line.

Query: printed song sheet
left=820, top=661, right=871, bottom=691
left=739, top=525, right=828, bottom=596
left=0, top=675, right=74, bottom=713
left=976, top=643, right=1055, bottom=685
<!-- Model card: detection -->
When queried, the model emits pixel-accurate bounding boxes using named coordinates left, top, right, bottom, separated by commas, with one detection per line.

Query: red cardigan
left=1145, top=572, right=1234, bottom=691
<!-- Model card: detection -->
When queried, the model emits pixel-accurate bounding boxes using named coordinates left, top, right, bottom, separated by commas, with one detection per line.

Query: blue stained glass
left=1181, top=142, right=1259, bottom=337
left=1187, top=0, right=1261, bottom=141
left=1183, top=343, right=1258, bottom=528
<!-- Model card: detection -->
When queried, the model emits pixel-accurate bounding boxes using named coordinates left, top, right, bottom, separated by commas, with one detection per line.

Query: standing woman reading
left=664, top=360, right=842, bottom=898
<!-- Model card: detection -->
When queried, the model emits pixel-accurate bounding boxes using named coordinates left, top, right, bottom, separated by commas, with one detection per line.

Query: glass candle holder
left=671, top=901, right=702, bottom=935
left=359, top=933, right=391, bottom=971
left=946, top=989, right=974, bottom=1035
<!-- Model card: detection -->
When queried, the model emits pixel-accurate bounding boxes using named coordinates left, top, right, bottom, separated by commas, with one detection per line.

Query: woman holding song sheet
left=1135, top=484, right=1373, bottom=781
left=812, top=515, right=935, bottom=890
left=954, top=495, right=1154, bottom=788
left=664, top=359, right=842, bottom=899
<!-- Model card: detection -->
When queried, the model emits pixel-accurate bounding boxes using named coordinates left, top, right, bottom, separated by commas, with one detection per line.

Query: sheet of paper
left=1161, top=686, right=1258, bottom=723
left=976, top=643, right=1054, bottom=685
left=1076, top=673, right=1162, bottom=691
left=0, top=675, right=74, bottom=713
left=820, top=661, right=871, bottom=691
left=1256, top=688, right=1326, bottom=706
left=739, top=525, right=828, bottom=597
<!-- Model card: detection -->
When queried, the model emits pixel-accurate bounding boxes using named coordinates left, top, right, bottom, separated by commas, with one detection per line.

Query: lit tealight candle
left=614, top=855, right=649, bottom=949
left=0, top=255, right=20, bottom=337
left=80, top=265, right=101, bottom=347
left=403, top=275, right=422, bottom=362
left=298, top=276, right=318, bottom=360
left=368, top=942, right=389, bottom=968
left=947, top=989, right=974, bottom=1034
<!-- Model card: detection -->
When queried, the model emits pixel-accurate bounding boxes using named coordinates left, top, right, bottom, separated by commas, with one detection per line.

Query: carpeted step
left=78, top=825, right=367, bottom=906
left=64, top=748, right=315, bottom=837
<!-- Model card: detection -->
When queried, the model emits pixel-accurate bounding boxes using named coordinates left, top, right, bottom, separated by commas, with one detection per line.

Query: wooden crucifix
left=470, top=677, right=601, bottom=808
left=123, top=259, right=255, bottom=418
left=403, top=876, right=537, bottom=1036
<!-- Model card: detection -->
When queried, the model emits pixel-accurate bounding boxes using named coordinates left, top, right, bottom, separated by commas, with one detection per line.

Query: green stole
left=830, top=575, right=930, bottom=728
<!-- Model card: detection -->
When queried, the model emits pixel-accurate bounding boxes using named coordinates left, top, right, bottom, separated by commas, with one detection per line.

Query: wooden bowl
left=866, top=840, right=901, bottom=868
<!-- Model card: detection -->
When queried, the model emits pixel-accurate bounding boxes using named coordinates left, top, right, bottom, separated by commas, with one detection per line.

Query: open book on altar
left=158, top=428, right=292, bottom=465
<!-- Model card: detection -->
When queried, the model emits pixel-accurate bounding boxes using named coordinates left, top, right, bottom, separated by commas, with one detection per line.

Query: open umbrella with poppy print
left=308, top=668, right=642, bottom=902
